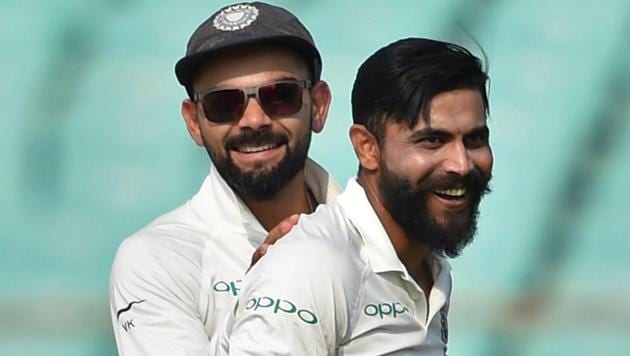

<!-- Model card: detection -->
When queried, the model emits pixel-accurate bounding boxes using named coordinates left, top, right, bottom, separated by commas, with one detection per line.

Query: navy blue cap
left=175, top=2, right=322, bottom=94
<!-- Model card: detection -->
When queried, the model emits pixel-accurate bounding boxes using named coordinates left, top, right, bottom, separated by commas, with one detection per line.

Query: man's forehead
left=415, top=89, right=487, bottom=129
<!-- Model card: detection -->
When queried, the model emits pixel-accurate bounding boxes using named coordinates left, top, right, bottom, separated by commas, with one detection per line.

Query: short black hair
left=351, top=38, right=489, bottom=141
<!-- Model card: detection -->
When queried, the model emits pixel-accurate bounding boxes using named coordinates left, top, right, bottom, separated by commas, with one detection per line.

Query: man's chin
left=431, top=209, right=470, bottom=227
left=222, top=168, right=285, bottom=201
left=233, top=163, right=278, bottom=176
left=214, top=151, right=306, bottom=201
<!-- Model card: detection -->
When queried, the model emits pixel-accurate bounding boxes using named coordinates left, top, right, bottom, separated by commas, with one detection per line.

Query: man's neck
left=243, top=170, right=312, bottom=231
left=357, top=174, right=434, bottom=295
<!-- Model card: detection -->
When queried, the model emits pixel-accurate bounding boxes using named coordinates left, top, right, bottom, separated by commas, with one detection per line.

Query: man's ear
left=309, top=80, right=332, bottom=133
left=349, top=124, right=381, bottom=171
left=181, top=99, right=204, bottom=147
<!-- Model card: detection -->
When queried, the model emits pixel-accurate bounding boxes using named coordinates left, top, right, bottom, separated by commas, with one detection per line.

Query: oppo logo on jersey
left=363, top=302, right=409, bottom=319
left=245, top=296, right=319, bottom=325
left=212, top=280, right=242, bottom=296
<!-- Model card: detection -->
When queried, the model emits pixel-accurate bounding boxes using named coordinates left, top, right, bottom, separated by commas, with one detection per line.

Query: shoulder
left=114, top=208, right=206, bottom=268
left=231, top=204, right=367, bottom=349
left=249, top=202, right=366, bottom=290
left=297, top=201, right=357, bottom=247
left=110, top=232, right=205, bottom=320
left=110, top=206, right=209, bottom=298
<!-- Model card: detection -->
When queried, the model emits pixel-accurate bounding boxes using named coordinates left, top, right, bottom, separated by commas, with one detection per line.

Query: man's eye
left=465, top=133, right=488, bottom=148
left=417, top=136, right=444, bottom=148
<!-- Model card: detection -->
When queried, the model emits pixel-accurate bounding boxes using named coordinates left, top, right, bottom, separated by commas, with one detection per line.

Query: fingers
left=249, top=243, right=271, bottom=270
left=258, top=243, right=269, bottom=256
left=264, top=214, right=300, bottom=245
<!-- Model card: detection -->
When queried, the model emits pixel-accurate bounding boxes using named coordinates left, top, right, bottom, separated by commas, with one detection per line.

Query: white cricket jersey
left=215, top=178, right=452, bottom=355
left=109, top=159, right=340, bottom=356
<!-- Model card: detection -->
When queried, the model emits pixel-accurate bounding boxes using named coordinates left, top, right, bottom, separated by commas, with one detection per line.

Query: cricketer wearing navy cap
left=109, top=2, right=340, bottom=355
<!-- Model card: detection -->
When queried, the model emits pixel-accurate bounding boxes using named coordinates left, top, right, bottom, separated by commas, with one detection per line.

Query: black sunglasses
left=194, top=79, right=312, bottom=123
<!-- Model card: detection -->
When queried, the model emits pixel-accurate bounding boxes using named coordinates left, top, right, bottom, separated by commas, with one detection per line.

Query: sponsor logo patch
left=363, top=302, right=410, bottom=319
left=212, top=279, right=241, bottom=296
left=245, top=296, right=318, bottom=325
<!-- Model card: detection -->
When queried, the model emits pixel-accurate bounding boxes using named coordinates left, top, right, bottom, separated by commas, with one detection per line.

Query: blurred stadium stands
left=1, top=0, right=629, bottom=354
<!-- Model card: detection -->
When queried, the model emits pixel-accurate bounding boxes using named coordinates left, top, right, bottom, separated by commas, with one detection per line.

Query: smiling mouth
left=235, top=143, right=281, bottom=153
left=433, top=187, right=467, bottom=200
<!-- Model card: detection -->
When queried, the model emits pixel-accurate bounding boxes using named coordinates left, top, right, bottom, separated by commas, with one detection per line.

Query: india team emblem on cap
left=213, top=4, right=259, bottom=31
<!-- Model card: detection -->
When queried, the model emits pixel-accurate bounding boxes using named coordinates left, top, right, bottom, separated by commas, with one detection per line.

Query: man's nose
left=236, top=96, right=273, bottom=130
left=442, top=142, right=473, bottom=176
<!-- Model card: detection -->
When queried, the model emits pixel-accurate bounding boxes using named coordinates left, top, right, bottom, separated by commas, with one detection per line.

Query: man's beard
left=204, top=127, right=311, bottom=201
left=378, top=162, right=491, bottom=258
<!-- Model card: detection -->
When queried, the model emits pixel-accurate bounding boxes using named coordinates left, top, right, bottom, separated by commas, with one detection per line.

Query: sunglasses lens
left=202, top=89, right=244, bottom=123
left=259, top=82, right=303, bottom=116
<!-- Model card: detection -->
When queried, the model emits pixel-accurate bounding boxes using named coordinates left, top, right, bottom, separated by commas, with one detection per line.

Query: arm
left=109, top=234, right=211, bottom=355
left=222, top=235, right=364, bottom=356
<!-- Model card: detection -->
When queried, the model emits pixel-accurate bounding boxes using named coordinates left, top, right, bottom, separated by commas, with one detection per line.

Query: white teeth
left=435, top=188, right=466, bottom=197
left=237, top=144, right=277, bottom=153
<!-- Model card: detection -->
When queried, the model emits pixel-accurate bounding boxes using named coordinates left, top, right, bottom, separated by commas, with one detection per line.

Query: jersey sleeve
left=109, top=232, right=211, bottom=356
left=221, top=233, right=365, bottom=356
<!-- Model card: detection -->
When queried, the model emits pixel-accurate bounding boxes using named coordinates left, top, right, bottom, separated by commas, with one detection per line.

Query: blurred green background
left=2, top=0, right=629, bottom=355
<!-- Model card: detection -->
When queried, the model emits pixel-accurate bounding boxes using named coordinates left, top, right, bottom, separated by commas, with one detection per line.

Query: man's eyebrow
left=408, top=128, right=452, bottom=141
left=407, top=125, right=489, bottom=142
left=465, top=126, right=490, bottom=138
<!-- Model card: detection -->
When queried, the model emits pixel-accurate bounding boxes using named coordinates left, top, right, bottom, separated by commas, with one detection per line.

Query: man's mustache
left=415, top=170, right=492, bottom=196
left=225, top=129, right=289, bottom=150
